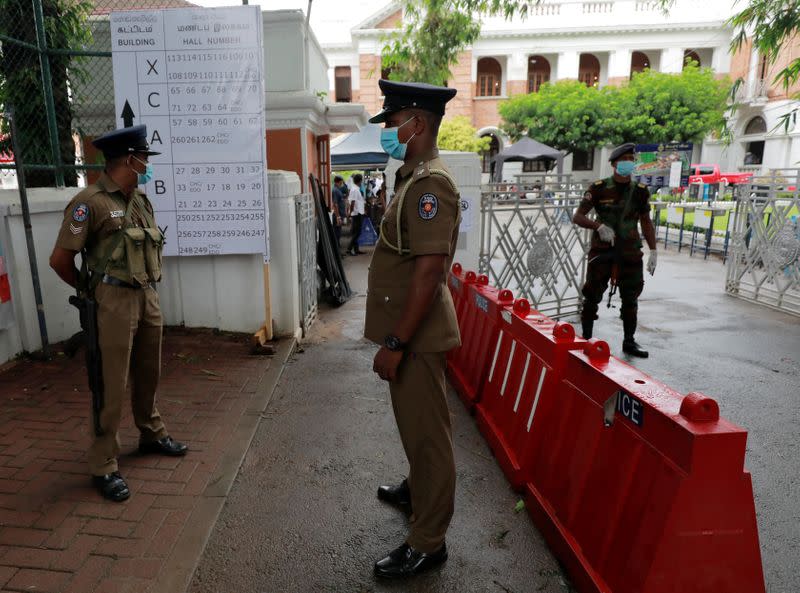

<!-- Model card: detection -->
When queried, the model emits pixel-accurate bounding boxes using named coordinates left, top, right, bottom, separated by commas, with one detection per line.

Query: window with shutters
left=477, top=57, right=502, bottom=97
left=334, top=66, right=352, bottom=103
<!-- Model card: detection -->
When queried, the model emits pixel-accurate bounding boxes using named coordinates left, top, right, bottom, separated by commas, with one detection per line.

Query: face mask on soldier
left=130, top=156, right=154, bottom=185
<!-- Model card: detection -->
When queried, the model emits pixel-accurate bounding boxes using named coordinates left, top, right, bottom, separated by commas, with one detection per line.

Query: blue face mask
left=615, top=160, right=636, bottom=177
left=380, top=117, right=416, bottom=160
left=132, top=157, right=154, bottom=185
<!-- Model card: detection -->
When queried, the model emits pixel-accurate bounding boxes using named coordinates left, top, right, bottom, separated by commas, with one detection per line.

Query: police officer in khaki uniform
left=572, top=143, right=658, bottom=357
left=49, top=126, right=187, bottom=502
left=366, top=80, right=461, bottom=579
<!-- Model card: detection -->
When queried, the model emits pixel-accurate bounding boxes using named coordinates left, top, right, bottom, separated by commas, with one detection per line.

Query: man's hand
left=647, top=250, right=657, bottom=276
left=373, top=346, right=404, bottom=382
left=597, top=223, right=616, bottom=245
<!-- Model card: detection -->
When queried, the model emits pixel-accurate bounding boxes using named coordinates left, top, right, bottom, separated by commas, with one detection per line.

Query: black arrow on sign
left=121, top=101, right=135, bottom=127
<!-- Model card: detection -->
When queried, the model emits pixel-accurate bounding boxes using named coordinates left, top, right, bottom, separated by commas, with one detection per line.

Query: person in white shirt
left=347, top=173, right=366, bottom=255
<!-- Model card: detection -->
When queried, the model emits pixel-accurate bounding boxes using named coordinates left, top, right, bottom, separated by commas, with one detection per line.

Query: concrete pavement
left=191, top=246, right=798, bottom=593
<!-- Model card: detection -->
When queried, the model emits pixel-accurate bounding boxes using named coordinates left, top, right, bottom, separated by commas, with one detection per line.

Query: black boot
left=374, top=542, right=448, bottom=579
left=580, top=320, right=593, bottom=340
left=623, top=337, right=649, bottom=358
left=377, top=479, right=411, bottom=509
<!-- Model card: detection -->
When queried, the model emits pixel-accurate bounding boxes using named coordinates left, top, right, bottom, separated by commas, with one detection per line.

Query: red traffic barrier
left=474, top=298, right=586, bottom=489
left=447, top=274, right=513, bottom=410
left=523, top=346, right=765, bottom=593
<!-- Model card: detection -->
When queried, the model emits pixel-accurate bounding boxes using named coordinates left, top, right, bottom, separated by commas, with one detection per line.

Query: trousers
left=389, top=351, right=456, bottom=553
left=88, top=282, right=167, bottom=475
left=580, top=252, right=644, bottom=337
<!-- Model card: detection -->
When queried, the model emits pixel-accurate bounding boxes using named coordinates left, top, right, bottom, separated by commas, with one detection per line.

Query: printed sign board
left=634, top=142, right=693, bottom=189
left=110, top=6, right=269, bottom=259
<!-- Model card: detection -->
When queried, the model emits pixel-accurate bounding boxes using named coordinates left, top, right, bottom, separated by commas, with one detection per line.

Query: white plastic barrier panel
left=110, top=6, right=269, bottom=259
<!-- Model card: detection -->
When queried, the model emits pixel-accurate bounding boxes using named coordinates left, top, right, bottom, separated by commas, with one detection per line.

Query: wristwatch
left=384, top=334, right=406, bottom=352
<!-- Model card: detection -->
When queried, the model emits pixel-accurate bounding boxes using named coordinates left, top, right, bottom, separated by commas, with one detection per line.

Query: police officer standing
left=572, top=143, right=657, bottom=357
left=366, top=79, right=461, bottom=579
left=49, top=125, right=187, bottom=502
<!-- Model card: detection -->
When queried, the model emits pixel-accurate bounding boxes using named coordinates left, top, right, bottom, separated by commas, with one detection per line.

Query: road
left=190, top=246, right=798, bottom=593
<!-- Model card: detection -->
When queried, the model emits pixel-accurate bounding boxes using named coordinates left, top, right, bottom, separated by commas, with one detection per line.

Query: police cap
left=369, top=79, right=457, bottom=124
left=92, top=125, right=161, bottom=158
left=609, top=142, right=635, bottom=162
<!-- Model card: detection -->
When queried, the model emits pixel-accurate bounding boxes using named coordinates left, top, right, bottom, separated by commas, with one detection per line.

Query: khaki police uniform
left=365, top=148, right=462, bottom=553
left=55, top=172, right=167, bottom=476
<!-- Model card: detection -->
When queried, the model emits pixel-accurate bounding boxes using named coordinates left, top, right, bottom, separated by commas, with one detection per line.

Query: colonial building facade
left=322, top=0, right=800, bottom=180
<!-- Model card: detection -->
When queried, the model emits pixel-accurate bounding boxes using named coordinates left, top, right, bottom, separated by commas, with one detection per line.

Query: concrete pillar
left=712, top=45, right=731, bottom=75
left=556, top=51, right=580, bottom=80
left=266, top=170, right=303, bottom=338
left=660, top=47, right=684, bottom=74
left=608, top=49, right=631, bottom=81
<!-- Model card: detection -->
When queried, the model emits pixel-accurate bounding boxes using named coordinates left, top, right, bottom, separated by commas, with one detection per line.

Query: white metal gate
left=295, top=193, right=318, bottom=334
left=479, top=175, right=591, bottom=318
left=726, top=169, right=800, bottom=316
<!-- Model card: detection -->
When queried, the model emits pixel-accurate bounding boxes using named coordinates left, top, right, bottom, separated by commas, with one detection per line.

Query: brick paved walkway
left=0, top=328, right=292, bottom=593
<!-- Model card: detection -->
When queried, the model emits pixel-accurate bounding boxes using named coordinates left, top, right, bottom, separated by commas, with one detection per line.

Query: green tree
left=382, top=0, right=530, bottom=85
left=498, top=80, right=615, bottom=154
left=499, top=68, right=729, bottom=153
left=615, top=63, right=730, bottom=144
left=0, top=0, right=91, bottom=187
left=437, top=116, right=491, bottom=153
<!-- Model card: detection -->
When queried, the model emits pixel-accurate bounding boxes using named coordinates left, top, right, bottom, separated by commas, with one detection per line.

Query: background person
left=572, top=142, right=657, bottom=358
left=347, top=173, right=366, bottom=255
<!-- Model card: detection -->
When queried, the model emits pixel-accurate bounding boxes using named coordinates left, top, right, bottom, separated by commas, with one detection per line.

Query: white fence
left=0, top=169, right=308, bottom=365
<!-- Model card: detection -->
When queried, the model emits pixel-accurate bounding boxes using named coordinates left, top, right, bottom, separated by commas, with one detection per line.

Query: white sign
left=110, top=7, right=269, bottom=260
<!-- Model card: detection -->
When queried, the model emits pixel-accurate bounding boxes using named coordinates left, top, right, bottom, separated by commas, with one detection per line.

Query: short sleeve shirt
left=55, top=173, right=155, bottom=254
left=348, top=186, right=365, bottom=215
left=364, top=148, right=462, bottom=353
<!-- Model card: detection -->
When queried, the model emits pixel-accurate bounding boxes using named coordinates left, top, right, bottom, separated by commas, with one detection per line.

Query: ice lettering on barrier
left=501, top=310, right=512, bottom=324
left=603, top=390, right=644, bottom=427
left=616, top=390, right=644, bottom=427
left=474, top=293, right=489, bottom=313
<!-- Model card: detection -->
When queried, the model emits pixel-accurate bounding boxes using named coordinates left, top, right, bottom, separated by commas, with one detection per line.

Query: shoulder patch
left=418, top=193, right=438, bottom=220
left=72, top=203, right=89, bottom=223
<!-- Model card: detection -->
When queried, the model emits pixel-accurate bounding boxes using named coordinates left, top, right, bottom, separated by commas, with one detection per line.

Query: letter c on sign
left=148, top=92, right=160, bottom=108
left=622, top=394, right=631, bottom=416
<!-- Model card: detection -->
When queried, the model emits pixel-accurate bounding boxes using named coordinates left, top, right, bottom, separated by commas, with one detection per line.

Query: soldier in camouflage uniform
left=572, top=143, right=658, bottom=358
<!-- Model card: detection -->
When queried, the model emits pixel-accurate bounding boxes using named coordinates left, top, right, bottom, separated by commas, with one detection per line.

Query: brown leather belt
left=102, top=274, right=154, bottom=290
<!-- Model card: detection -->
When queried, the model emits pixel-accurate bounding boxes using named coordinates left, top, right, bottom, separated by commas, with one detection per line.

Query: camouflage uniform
left=580, top=177, right=650, bottom=339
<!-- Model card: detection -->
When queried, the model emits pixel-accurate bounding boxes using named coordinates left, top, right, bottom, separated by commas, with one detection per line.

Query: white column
left=660, top=47, right=684, bottom=74
left=556, top=51, right=580, bottom=80
left=507, top=52, right=528, bottom=82
left=712, top=46, right=731, bottom=76
left=608, top=49, right=631, bottom=80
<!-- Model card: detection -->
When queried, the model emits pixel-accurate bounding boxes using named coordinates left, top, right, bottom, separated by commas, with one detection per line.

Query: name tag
left=110, top=210, right=125, bottom=218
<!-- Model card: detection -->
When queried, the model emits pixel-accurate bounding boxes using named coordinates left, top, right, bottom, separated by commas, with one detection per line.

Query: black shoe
left=374, top=542, right=447, bottom=579
left=92, top=472, right=130, bottom=502
left=138, top=436, right=188, bottom=457
left=377, top=479, right=411, bottom=508
left=622, top=339, right=649, bottom=358
left=580, top=321, right=593, bottom=339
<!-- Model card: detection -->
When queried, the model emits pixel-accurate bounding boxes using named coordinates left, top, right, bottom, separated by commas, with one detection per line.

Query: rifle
left=69, top=257, right=105, bottom=437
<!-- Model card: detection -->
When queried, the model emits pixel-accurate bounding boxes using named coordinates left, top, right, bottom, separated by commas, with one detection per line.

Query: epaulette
left=412, top=161, right=431, bottom=181
left=637, top=182, right=647, bottom=189
left=593, top=179, right=604, bottom=186
left=65, top=183, right=104, bottom=212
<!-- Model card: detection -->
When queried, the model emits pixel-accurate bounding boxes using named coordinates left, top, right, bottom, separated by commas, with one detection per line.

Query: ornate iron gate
left=726, top=169, right=800, bottom=316
left=295, top=193, right=318, bottom=334
left=479, top=175, right=591, bottom=318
